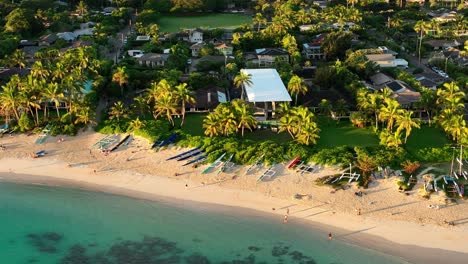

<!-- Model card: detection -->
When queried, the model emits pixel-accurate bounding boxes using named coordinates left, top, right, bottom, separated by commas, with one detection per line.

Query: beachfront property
left=1, top=1, right=468, bottom=263
left=240, top=68, right=292, bottom=119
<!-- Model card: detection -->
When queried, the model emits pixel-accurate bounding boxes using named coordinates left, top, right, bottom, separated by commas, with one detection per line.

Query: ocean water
left=0, top=181, right=410, bottom=264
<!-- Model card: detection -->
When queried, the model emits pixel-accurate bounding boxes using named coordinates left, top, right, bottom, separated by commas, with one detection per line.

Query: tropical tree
left=232, top=99, right=257, bottom=137
left=414, top=20, right=429, bottom=63
left=287, top=75, right=307, bottom=105
left=8, top=49, right=26, bottom=69
left=129, top=117, right=144, bottom=131
left=396, top=110, right=420, bottom=144
left=0, top=77, right=21, bottom=121
left=357, top=90, right=381, bottom=130
left=379, top=129, right=402, bottom=148
left=153, top=93, right=178, bottom=127
left=76, top=0, right=88, bottom=16
left=75, top=106, right=95, bottom=125
left=174, top=83, right=195, bottom=127
left=108, top=101, right=128, bottom=122
left=203, top=114, right=221, bottom=137
left=356, top=154, right=377, bottom=187
left=233, top=70, right=253, bottom=100
left=42, top=82, right=64, bottom=120
left=379, top=98, right=403, bottom=131
left=318, top=99, right=332, bottom=116
left=112, top=66, right=129, bottom=96
left=415, top=88, right=436, bottom=125
left=333, top=99, right=349, bottom=119
left=278, top=105, right=320, bottom=146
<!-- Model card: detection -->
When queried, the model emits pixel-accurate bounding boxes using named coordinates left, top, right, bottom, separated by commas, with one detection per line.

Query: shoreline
left=0, top=161, right=467, bottom=264
left=1, top=132, right=468, bottom=263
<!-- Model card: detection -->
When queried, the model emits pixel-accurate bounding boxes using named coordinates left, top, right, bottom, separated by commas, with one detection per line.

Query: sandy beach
left=1, top=131, right=468, bottom=263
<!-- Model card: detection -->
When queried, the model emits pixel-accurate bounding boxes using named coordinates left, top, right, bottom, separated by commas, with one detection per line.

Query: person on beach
left=283, top=215, right=288, bottom=223
left=185, top=184, right=188, bottom=189
left=286, top=208, right=290, bottom=215
left=328, top=232, right=333, bottom=240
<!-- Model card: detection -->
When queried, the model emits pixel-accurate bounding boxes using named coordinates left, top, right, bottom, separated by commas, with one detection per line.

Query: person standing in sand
left=283, top=215, right=288, bottom=223
left=328, top=232, right=333, bottom=240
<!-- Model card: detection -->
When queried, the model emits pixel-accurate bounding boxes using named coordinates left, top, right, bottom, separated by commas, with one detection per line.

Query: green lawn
left=158, top=14, right=252, bottom=33
left=405, top=125, right=449, bottom=150
left=315, top=119, right=379, bottom=149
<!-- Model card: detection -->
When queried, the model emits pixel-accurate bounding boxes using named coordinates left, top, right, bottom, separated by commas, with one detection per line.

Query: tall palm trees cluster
left=0, top=47, right=100, bottom=127
left=278, top=104, right=320, bottom=146
left=203, top=99, right=257, bottom=137
left=145, top=79, right=195, bottom=128
left=435, top=82, right=467, bottom=143
left=357, top=88, right=420, bottom=148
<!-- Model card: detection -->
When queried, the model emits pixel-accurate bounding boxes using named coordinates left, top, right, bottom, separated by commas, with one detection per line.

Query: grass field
left=405, top=125, right=449, bottom=150
left=315, top=119, right=379, bottom=149
left=180, top=114, right=450, bottom=151
left=158, top=14, right=252, bottom=33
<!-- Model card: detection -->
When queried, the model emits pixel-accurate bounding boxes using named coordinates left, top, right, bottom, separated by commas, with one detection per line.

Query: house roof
left=255, top=48, right=288, bottom=56
left=186, top=86, right=226, bottom=109
left=215, top=43, right=232, bottom=49
left=190, top=42, right=206, bottom=49
left=386, top=80, right=411, bottom=93
left=391, top=90, right=421, bottom=105
left=0, top=68, right=30, bottom=80
left=309, top=33, right=327, bottom=46
left=241, top=68, right=292, bottom=103
left=425, top=39, right=460, bottom=48
left=39, top=34, right=58, bottom=44
left=57, top=32, right=76, bottom=41
left=137, top=53, right=169, bottom=62
left=369, top=73, right=393, bottom=86
left=365, top=54, right=395, bottom=62
left=416, top=77, right=438, bottom=88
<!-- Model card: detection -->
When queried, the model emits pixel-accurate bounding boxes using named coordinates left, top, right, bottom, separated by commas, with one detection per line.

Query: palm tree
left=21, top=77, right=42, bottom=125
left=278, top=112, right=297, bottom=138
left=76, top=0, right=88, bottom=16
left=153, top=94, right=177, bottom=127
left=131, top=95, right=149, bottom=116
left=318, top=99, right=332, bottom=116
left=357, top=91, right=381, bottom=130
left=414, top=20, right=429, bottom=63
left=356, top=154, right=377, bottom=187
left=112, top=66, right=129, bottom=96
left=333, top=99, right=349, bottom=119
left=52, top=62, right=68, bottom=83
left=174, top=83, right=195, bottom=128
left=415, top=88, right=436, bottom=125
left=0, top=78, right=21, bottom=121
left=129, top=117, right=144, bottom=131
left=396, top=110, right=420, bottom=144
left=234, top=70, right=253, bottom=100
left=379, top=98, right=402, bottom=131
left=31, top=61, right=50, bottom=81
left=43, top=82, right=64, bottom=119
left=8, top=49, right=26, bottom=69
left=108, top=101, right=128, bottom=122
left=295, top=122, right=320, bottom=146
left=203, top=114, right=221, bottom=137
left=75, top=106, right=95, bottom=125
left=253, top=13, right=267, bottom=32
left=287, top=75, right=308, bottom=105
left=379, top=129, right=402, bottom=148
left=232, top=99, right=257, bottom=137
left=441, top=114, right=467, bottom=143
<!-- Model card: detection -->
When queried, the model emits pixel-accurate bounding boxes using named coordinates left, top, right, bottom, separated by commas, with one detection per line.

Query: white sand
left=1, top=131, right=468, bottom=262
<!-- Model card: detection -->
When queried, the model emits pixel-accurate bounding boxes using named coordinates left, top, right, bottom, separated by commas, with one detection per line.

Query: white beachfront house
left=241, top=68, right=292, bottom=119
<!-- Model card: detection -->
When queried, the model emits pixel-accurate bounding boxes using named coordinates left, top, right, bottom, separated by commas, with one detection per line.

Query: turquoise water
left=0, top=181, right=410, bottom=264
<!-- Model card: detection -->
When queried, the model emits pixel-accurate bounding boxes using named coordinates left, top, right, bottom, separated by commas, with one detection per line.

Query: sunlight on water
left=0, top=181, right=410, bottom=264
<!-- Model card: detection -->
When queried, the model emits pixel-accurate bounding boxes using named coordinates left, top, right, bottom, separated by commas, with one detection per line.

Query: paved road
left=104, top=17, right=135, bottom=63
